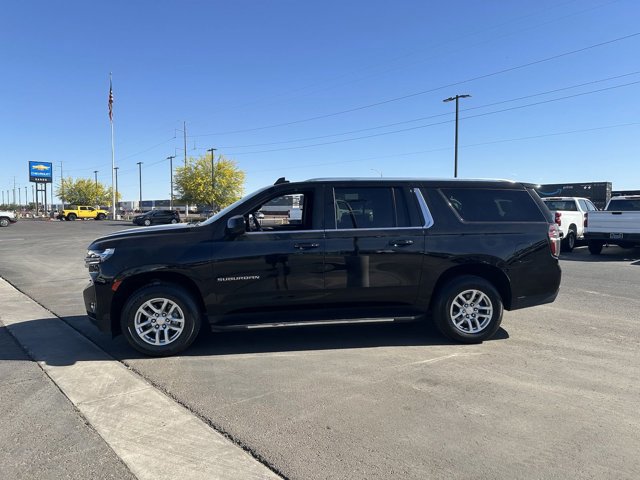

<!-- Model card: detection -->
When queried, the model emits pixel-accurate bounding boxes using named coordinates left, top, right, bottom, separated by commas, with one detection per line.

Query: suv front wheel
left=121, top=283, right=202, bottom=356
left=432, top=275, right=503, bottom=343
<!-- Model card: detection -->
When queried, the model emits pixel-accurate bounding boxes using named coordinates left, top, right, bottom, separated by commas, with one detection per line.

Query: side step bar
left=211, top=316, right=420, bottom=332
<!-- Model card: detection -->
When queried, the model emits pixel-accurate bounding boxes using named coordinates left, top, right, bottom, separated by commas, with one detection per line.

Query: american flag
left=108, top=78, right=114, bottom=121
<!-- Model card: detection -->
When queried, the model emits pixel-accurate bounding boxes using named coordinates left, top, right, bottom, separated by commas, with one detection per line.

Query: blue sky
left=1, top=0, right=639, bottom=205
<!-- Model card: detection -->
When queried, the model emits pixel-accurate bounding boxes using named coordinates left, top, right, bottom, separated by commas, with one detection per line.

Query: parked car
left=83, top=177, right=561, bottom=356
left=0, top=210, right=18, bottom=227
left=541, top=197, right=598, bottom=252
left=132, top=210, right=181, bottom=226
left=59, top=205, right=109, bottom=221
left=584, top=195, right=640, bottom=254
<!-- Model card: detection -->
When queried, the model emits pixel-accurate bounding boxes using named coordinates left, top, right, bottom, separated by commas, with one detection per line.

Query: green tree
left=174, top=155, right=245, bottom=209
left=55, top=177, right=120, bottom=205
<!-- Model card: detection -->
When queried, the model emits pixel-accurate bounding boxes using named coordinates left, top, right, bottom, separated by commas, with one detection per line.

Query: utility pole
left=25, top=186, right=27, bottom=208
left=167, top=155, right=176, bottom=210
left=183, top=121, right=189, bottom=216
left=442, top=94, right=471, bottom=178
left=13, top=177, right=16, bottom=204
left=59, top=162, right=64, bottom=211
left=94, top=170, right=99, bottom=205
left=137, top=162, right=143, bottom=204
left=18, top=186, right=21, bottom=206
left=207, top=148, right=217, bottom=209
left=114, top=167, right=119, bottom=217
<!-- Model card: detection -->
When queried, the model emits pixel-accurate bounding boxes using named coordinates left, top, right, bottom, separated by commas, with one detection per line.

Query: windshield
left=197, top=186, right=271, bottom=226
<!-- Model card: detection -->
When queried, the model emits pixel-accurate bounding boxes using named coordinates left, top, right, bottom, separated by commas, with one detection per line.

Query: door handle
left=294, top=243, right=320, bottom=250
left=390, top=239, right=414, bottom=247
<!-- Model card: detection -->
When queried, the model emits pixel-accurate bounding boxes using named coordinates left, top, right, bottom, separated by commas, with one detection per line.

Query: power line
left=217, top=71, right=640, bottom=149
left=228, top=80, right=640, bottom=156
left=193, top=32, right=640, bottom=137
left=247, top=122, right=640, bottom=174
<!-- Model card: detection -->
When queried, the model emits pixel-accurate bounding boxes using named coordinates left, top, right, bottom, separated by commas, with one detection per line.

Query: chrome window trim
left=245, top=229, right=324, bottom=235
left=413, top=188, right=434, bottom=228
left=329, top=226, right=424, bottom=232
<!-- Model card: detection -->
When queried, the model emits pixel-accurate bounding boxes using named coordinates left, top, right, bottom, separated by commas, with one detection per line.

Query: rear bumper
left=509, top=288, right=559, bottom=310
left=584, top=232, right=640, bottom=244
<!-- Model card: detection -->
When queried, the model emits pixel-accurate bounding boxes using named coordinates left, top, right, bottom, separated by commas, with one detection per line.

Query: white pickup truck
left=584, top=195, right=640, bottom=254
left=0, top=210, right=18, bottom=227
left=541, top=197, right=597, bottom=252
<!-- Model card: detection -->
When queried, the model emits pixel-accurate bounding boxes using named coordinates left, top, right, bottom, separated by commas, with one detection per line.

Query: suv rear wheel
left=67, top=213, right=77, bottom=221
left=432, top=275, right=503, bottom=343
left=121, top=283, right=201, bottom=356
left=0, top=217, right=10, bottom=227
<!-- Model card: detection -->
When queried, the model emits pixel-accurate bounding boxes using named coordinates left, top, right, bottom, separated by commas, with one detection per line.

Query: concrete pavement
left=0, top=277, right=280, bottom=480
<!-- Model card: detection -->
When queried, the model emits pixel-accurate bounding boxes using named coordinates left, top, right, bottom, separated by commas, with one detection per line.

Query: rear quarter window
left=440, top=188, right=546, bottom=222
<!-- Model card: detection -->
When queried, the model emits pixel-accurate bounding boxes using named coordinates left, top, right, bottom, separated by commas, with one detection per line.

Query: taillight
left=548, top=224, right=560, bottom=257
left=554, top=211, right=562, bottom=226
left=584, top=213, right=588, bottom=228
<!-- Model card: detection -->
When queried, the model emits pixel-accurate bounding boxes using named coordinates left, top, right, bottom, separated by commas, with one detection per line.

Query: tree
left=174, top=154, right=245, bottom=209
left=55, top=177, right=120, bottom=206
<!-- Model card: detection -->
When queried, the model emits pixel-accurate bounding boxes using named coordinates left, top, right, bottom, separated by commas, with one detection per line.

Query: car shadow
left=560, top=245, right=640, bottom=263
left=0, top=315, right=509, bottom=365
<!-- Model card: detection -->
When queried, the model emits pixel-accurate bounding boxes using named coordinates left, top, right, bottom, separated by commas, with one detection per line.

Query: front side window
left=245, top=192, right=311, bottom=232
left=442, top=188, right=546, bottom=222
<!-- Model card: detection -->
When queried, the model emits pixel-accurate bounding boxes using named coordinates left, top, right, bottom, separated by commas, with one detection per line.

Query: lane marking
left=0, top=277, right=280, bottom=480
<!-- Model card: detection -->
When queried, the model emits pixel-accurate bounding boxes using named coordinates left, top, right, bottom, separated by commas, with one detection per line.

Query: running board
left=212, top=316, right=419, bottom=332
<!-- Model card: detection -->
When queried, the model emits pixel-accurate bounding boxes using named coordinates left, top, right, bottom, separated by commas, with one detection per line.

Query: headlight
left=85, top=248, right=116, bottom=267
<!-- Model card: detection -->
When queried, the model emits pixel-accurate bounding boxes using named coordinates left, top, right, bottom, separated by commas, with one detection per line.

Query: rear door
left=323, top=184, right=425, bottom=313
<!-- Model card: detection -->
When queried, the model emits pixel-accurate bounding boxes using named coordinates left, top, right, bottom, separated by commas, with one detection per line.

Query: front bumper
left=83, top=281, right=113, bottom=334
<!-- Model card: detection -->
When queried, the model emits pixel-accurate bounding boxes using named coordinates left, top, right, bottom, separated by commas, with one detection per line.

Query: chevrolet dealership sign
left=29, top=161, right=53, bottom=183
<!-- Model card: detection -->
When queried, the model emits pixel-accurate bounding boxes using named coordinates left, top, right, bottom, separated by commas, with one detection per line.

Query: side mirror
left=226, top=215, right=246, bottom=237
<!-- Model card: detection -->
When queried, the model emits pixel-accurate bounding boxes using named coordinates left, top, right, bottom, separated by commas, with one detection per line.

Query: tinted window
left=441, top=188, right=545, bottom=222
left=334, top=187, right=397, bottom=229
left=607, top=199, right=640, bottom=211
left=543, top=200, right=578, bottom=211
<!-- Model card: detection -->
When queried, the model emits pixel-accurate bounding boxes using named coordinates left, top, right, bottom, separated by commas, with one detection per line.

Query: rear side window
left=441, top=188, right=545, bottom=222
left=333, top=187, right=417, bottom=229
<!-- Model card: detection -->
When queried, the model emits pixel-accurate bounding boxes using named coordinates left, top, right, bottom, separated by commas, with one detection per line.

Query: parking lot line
left=0, top=278, right=281, bottom=480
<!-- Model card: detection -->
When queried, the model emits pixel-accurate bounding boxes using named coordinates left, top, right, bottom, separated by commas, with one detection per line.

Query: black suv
left=132, top=209, right=180, bottom=226
left=84, top=178, right=561, bottom=356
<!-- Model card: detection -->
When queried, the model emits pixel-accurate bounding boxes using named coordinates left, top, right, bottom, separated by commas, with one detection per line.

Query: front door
left=212, top=186, right=325, bottom=318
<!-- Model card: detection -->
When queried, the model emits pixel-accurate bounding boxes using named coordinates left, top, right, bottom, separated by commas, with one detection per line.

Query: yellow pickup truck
left=59, top=206, right=109, bottom=221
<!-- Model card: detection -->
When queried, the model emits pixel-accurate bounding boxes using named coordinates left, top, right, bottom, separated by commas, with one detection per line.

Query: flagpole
left=109, top=73, right=116, bottom=220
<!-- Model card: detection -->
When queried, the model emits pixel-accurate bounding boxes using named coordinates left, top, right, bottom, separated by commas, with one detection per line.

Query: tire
left=143, top=219, right=151, bottom=226
left=432, top=275, right=503, bottom=343
left=0, top=217, right=9, bottom=227
left=170, top=218, right=178, bottom=224
left=588, top=241, right=603, bottom=255
left=561, top=230, right=576, bottom=252
left=120, top=283, right=202, bottom=357
left=96, top=213, right=106, bottom=220
left=67, top=213, right=77, bottom=221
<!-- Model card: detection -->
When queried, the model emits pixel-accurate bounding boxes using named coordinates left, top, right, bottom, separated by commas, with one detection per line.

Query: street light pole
left=443, top=94, right=471, bottom=178
left=207, top=148, right=217, bottom=210
left=137, top=162, right=143, bottom=204
left=167, top=155, right=176, bottom=210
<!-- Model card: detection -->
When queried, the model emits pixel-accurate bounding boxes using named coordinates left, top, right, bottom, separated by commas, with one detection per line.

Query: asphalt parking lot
left=1, top=220, right=639, bottom=479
